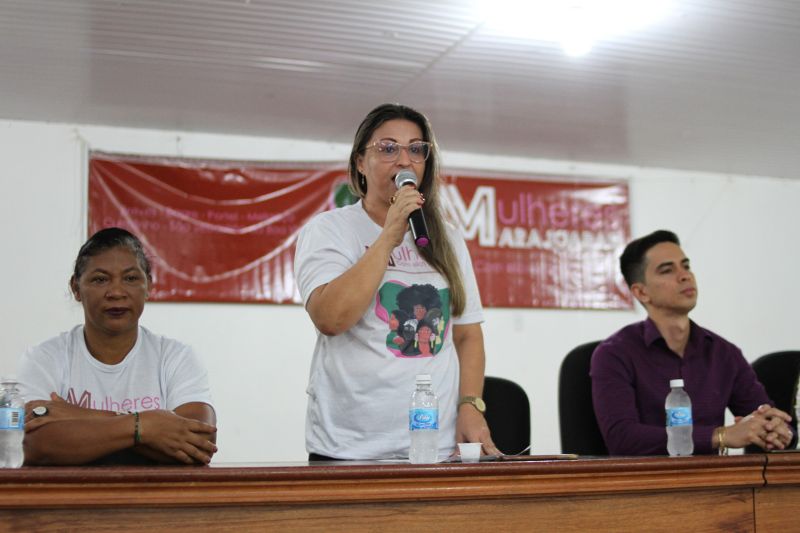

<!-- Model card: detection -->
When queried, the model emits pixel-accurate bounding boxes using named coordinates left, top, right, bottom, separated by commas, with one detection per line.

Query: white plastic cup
left=458, top=442, right=481, bottom=463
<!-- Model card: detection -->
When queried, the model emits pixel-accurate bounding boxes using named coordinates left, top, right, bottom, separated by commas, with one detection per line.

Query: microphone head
left=394, top=170, right=418, bottom=190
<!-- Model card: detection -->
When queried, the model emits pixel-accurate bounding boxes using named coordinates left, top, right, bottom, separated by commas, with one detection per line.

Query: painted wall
left=1, top=119, right=798, bottom=462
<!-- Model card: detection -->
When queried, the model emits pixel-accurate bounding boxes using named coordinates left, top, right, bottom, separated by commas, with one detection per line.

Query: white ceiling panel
left=1, top=0, right=799, bottom=177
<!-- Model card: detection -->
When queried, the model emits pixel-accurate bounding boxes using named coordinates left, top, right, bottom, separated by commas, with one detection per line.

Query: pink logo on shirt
left=66, top=388, right=162, bottom=412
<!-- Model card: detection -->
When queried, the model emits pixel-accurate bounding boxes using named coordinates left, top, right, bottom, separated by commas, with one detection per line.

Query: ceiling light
left=480, top=0, right=674, bottom=57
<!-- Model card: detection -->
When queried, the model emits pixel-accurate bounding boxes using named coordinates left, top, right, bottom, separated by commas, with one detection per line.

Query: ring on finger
left=390, top=193, right=398, bottom=205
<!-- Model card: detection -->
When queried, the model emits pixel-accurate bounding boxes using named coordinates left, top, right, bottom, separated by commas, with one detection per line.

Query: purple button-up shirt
left=590, top=318, right=771, bottom=455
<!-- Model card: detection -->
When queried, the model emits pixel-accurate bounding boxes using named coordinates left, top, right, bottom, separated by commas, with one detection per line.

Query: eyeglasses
left=366, top=140, right=431, bottom=163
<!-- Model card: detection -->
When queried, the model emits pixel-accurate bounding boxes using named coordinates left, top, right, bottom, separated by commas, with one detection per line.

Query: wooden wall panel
left=0, top=488, right=754, bottom=533
left=2, top=454, right=796, bottom=532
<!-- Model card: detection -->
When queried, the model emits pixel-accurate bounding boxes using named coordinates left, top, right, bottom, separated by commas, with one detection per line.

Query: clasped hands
left=723, top=404, right=793, bottom=451
left=25, top=393, right=217, bottom=464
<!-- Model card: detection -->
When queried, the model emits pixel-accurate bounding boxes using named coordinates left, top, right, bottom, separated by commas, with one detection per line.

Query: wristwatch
left=458, top=396, right=486, bottom=414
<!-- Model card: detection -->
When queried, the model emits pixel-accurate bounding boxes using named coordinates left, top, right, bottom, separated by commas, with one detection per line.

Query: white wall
left=2, top=119, right=799, bottom=462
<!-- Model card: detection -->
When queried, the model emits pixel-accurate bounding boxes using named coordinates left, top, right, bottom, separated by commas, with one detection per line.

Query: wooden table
left=756, top=451, right=800, bottom=530
left=0, top=453, right=797, bottom=532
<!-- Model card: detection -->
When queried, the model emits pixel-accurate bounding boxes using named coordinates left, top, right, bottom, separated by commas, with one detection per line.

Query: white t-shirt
left=18, top=325, right=213, bottom=413
left=294, top=201, right=484, bottom=460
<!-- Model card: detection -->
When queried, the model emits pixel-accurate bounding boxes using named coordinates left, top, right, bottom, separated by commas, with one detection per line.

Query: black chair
left=751, top=351, right=800, bottom=436
left=558, top=340, right=608, bottom=455
left=483, top=376, right=530, bottom=455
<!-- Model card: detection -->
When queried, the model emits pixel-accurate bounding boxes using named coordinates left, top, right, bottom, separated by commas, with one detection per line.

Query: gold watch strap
left=458, top=396, right=486, bottom=413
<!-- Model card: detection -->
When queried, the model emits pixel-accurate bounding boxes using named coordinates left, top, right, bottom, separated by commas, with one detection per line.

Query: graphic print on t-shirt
left=65, top=387, right=162, bottom=412
left=376, top=282, right=451, bottom=358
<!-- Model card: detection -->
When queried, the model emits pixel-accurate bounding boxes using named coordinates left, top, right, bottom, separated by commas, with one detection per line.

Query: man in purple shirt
left=591, top=230, right=793, bottom=455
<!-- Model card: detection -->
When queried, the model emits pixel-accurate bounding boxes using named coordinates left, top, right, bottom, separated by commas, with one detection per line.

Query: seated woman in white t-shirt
left=18, top=227, right=217, bottom=465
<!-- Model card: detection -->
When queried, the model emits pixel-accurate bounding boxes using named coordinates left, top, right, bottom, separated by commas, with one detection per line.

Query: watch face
left=475, top=397, right=486, bottom=412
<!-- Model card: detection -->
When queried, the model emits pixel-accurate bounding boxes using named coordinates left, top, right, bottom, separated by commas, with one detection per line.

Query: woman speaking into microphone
left=294, top=103, right=498, bottom=461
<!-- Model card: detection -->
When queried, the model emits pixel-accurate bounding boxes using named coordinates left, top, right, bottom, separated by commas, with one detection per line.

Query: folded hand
left=138, top=409, right=218, bottom=465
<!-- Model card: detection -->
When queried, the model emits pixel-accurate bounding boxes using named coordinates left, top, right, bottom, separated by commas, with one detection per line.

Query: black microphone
left=394, top=170, right=430, bottom=248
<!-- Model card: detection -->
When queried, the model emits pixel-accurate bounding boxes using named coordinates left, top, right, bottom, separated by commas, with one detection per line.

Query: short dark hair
left=620, top=230, right=680, bottom=287
left=72, top=227, right=152, bottom=282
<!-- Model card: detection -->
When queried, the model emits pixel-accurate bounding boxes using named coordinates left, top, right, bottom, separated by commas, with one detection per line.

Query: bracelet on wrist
left=717, top=426, right=728, bottom=456
left=133, top=411, right=141, bottom=445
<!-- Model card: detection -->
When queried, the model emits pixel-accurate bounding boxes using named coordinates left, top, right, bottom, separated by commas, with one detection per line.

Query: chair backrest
left=558, top=340, right=608, bottom=455
left=751, top=351, right=800, bottom=435
left=483, top=376, right=530, bottom=455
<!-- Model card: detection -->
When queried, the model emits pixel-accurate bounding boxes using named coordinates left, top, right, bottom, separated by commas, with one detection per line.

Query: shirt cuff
left=694, top=425, right=716, bottom=454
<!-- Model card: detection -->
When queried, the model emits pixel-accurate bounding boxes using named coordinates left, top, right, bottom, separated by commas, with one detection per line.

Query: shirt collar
left=642, top=317, right=711, bottom=348
left=643, top=317, right=663, bottom=346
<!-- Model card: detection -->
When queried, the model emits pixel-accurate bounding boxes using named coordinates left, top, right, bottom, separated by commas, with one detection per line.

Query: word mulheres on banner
left=89, top=153, right=632, bottom=309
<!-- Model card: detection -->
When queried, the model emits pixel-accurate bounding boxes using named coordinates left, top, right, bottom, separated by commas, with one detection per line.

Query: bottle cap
left=669, top=379, right=684, bottom=388
left=415, top=374, right=432, bottom=384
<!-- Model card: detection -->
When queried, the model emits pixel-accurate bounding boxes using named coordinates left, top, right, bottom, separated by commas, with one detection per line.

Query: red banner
left=442, top=173, right=631, bottom=309
left=88, top=153, right=632, bottom=309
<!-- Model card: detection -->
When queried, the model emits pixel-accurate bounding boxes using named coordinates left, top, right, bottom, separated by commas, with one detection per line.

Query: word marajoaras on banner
left=441, top=173, right=631, bottom=309
left=88, top=153, right=632, bottom=309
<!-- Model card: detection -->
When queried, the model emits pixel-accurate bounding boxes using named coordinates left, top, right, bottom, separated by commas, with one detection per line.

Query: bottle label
left=0, top=408, right=24, bottom=430
left=666, top=407, right=693, bottom=427
left=409, top=408, right=439, bottom=430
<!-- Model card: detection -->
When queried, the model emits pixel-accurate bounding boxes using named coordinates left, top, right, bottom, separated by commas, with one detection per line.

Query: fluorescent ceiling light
left=480, top=0, right=674, bottom=57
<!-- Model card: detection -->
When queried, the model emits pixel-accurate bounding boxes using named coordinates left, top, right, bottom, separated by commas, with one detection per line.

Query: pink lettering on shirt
left=65, top=388, right=163, bottom=412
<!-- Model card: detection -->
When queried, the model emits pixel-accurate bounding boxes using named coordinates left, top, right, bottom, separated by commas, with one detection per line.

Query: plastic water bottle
left=0, top=379, right=25, bottom=468
left=409, top=374, right=438, bottom=464
left=665, top=378, right=693, bottom=457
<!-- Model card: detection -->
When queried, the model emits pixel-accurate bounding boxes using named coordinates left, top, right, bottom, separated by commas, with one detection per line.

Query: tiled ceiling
left=2, top=0, right=799, bottom=178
